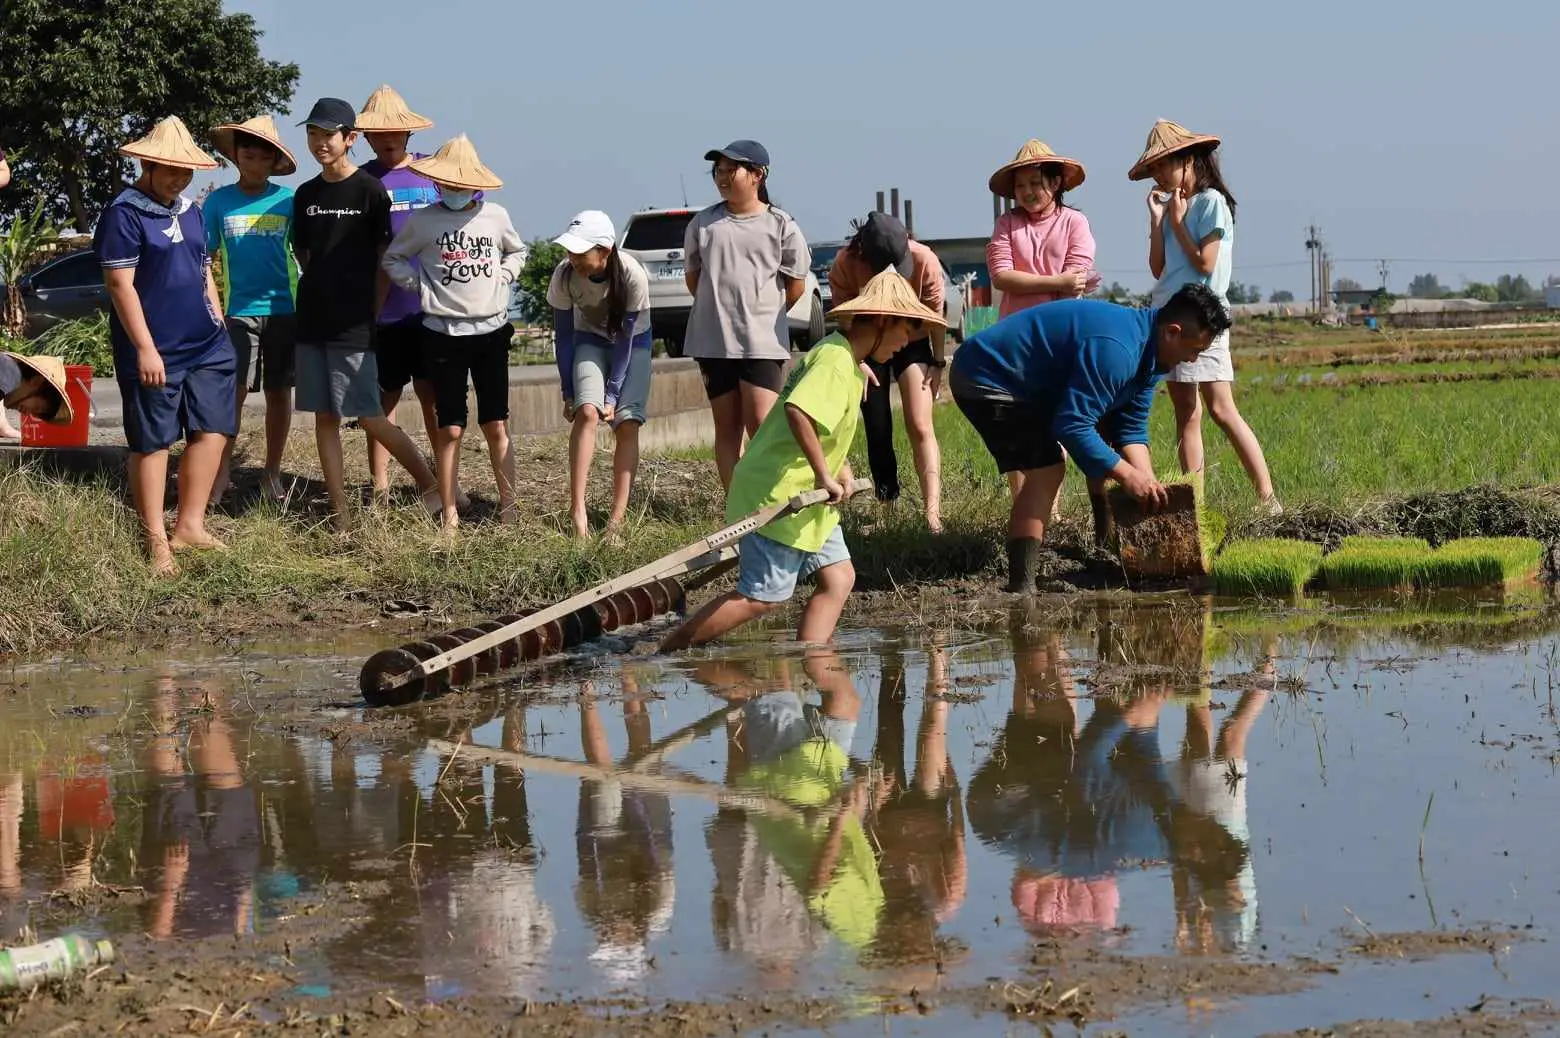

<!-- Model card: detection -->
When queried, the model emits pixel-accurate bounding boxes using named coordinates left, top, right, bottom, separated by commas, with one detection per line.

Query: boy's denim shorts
left=736, top=527, right=851, bottom=604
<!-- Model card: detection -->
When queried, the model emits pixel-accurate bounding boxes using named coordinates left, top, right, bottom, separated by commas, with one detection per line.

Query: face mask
left=441, top=190, right=475, bottom=210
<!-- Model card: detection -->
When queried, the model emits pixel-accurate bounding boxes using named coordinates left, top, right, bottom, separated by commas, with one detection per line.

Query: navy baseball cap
left=704, top=139, right=770, bottom=167
left=856, top=212, right=915, bottom=277
left=299, top=98, right=356, bottom=132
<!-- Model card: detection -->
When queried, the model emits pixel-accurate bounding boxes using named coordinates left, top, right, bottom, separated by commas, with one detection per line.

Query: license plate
left=658, top=264, right=685, bottom=281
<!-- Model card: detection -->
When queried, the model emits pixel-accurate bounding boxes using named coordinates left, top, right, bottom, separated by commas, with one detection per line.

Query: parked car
left=811, top=241, right=844, bottom=309
left=6, top=250, right=108, bottom=339
left=619, top=208, right=826, bottom=357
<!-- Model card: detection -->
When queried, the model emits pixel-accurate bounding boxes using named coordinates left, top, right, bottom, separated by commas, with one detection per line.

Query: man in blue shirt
left=949, top=284, right=1231, bottom=591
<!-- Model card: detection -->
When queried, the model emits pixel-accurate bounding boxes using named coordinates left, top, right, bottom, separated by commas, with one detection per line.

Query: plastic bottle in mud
left=0, top=935, right=115, bottom=992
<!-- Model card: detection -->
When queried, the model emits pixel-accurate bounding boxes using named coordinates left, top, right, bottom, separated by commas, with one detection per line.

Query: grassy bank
left=7, top=319, right=1560, bottom=656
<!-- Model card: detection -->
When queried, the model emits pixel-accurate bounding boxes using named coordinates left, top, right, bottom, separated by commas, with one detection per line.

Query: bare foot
left=169, top=529, right=230, bottom=553
left=926, top=514, right=944, bottom=535
left=260, top=470, right=287, bottom=503
left=330, top=511, right=352, bottom=535
left=148, top=540, right=179, bottom=577
left=570, top=505, right=590, bottom=539
left=603, top=522, right=626, bottom=548
left=498, top=501, right=519, bottom=525
left=442, top=509, right=459, bottom=531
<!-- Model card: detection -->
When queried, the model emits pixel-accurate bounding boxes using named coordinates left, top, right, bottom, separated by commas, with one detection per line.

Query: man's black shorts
left=953, top=389, right=1122, bottom=475
left=373, top=316, right=429, bottom=392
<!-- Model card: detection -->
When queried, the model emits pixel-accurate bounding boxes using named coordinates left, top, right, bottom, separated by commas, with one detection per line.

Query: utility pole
left=1305, top=225, right=1321, bottom=314
left=1377, top=259, right=1390, bottom=292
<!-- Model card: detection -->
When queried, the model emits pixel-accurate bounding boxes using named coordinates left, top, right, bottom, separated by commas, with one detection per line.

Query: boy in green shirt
left=662, top=269, right=945, bottom=650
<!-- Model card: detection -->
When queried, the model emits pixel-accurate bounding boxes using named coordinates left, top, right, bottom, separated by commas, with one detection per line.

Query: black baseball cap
left=856, top=211, right=915, bottom=277
left=298, top=98, right=356, bottom=133
left=704, top=139, right=770, bottom=168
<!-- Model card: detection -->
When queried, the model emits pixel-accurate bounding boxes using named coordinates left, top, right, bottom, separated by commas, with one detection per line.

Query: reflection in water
left=22, top=596, right=1515, bottom=1001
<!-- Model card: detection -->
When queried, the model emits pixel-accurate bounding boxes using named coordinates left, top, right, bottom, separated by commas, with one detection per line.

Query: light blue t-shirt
left=202, top=183, right=297, bottom=317
left=1150, top=188, right=1233, bottom=306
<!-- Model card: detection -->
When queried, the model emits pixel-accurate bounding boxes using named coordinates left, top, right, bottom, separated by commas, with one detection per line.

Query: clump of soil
left=1109, top=482, right=1208, bottom=580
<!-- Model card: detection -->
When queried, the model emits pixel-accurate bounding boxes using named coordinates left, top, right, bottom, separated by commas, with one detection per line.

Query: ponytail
left=604, top=248, right=630, bottom=339
left=755, top=164, right=772, bottom=206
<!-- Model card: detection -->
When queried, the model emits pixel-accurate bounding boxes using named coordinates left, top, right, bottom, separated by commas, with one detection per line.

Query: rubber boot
left=1090, top=491, right=1116, bottom=550
left=1005, top=537, right=1043, bottom=593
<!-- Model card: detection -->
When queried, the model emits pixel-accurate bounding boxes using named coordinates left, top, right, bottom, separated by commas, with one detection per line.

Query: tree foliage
left=1332, top=277, right=1364, bottom=292
left=1462, top=282, right=1499, bottom=303
left=0, top=0, right=299, bottom=231
left=1495, top=274, right=1537, bottom=304
left=0, top=202, right=59, bottom=337
left=1407, top=273, right=1446, bottom=299
left=1227, top=282, right=1262, bottom=304
left=1268, top=289, right=1294, bottom=303
left=515, top=240, right=566, bottom=328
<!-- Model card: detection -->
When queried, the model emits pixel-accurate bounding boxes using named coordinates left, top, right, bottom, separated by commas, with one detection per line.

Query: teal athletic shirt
left=202, top=182, right=297, bottom=318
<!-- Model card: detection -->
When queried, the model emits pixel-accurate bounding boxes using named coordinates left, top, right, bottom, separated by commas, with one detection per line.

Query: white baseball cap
left=553, top=210, right=616, bottom=254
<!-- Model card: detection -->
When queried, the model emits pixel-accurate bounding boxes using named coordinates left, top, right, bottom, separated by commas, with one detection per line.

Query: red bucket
left=21, top=364, right=93, bottom=448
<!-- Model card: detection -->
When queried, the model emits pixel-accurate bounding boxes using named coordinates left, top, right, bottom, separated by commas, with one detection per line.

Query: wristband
left=928, top=357, right=947, bottom=369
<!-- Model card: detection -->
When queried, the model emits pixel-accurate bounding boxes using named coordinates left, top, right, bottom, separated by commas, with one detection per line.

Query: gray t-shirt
left=545, top=253, right=652, bottom=340
left=682, top=203, right=809, bottom=361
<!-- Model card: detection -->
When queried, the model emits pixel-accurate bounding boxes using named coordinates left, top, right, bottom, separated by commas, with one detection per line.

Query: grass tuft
left=1210, top=538, right=1324, bottom=597
left=1319, top=536, right=1433, bottom=590
left=1414, top=537, right=1544, bottom=588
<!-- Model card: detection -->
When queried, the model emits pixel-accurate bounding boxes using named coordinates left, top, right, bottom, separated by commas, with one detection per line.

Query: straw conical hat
left=1128, top=119, right=1220, bottom=181
left=210, top=115, right=297, bottom=176
left=118, top=116, right=218, bottom=171
left=355, top=84, right=433, bottom=132
left=3, top=353, right=74, bottom=425
left=828, top=268, right=946, bottom=327
left=409, top=135, right=502, bottom=191
left=988, top=139, right=1086, bottom=198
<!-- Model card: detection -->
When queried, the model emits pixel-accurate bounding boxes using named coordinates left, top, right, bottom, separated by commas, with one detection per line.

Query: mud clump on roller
left=1107, top=481, right=1210, bottom=581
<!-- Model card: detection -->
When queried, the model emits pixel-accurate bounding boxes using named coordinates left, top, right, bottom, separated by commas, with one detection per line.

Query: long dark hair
left=603, top=247, right=632, bottom=339
left=1039, top=162, right=1072, bottom=212
left=1187, top=145, right=1236, bottom=220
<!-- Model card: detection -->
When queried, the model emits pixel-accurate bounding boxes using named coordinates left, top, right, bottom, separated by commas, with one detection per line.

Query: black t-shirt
left=292, top=169, right=391, bottom=340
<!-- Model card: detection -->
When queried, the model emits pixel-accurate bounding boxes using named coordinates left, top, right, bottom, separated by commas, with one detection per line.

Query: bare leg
left=659, top=591, right=777, bottom=651
left=411, top=377, right=462, bottom=506
left=315, top=412, right=349, bottom=529
left=797, top=559, right=854, bottom=644
left=898, top=364, right=942, bottom=531
left=607, top=420, right=641, bottom=531
left=568, top=405, right=600, bottom=537
left=435, top=423, right=463, bottom=529
left=740, top=380, right=779, bottom=438
left=1168, top=381, right=1204, bottom=477
left=0, top=406, right=19, bottom=439
left=367, top=387, right=402, bottom=499
left=709, top=391, right=744, bottom=491
left=170, top=431, right=230, bottom=551
left=1007, top=470, right=1025, bottom=498
left=1201, top=381, right=1275, bottom=502
left=1216, top=689, right=1270, bottom=761
left=1008, top=463, right=1067, bottom=540
left=357, top=415, right=437, bottom=494
left=480, top=418, right=516, bottom=523
left=262, top=388, right=291, bottom=499
left=128, top=450, right=176, bottom=575
left=212, top=383, right=247, bottom=501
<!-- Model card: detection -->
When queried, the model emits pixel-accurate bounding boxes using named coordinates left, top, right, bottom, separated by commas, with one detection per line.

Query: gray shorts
left=225, top=313, right=297, bottom=392
left=295, top=326, right=384, bottom=419
left=742, top=691, right=857, bottom=765
left=574, top=343, right=652, bottom=426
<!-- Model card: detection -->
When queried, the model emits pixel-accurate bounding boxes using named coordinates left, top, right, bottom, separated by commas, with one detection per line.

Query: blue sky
left=217, top=0, right=1559, bottom=297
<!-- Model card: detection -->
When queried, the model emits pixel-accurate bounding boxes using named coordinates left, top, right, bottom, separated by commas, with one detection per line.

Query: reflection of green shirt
left=725, top=336, right=863, bottom=553
left=740, top=737, right=884, bottom=949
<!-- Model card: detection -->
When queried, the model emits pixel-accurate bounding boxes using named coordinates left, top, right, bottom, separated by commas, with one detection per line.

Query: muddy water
left=3, top=592, right=1560, bottom=1033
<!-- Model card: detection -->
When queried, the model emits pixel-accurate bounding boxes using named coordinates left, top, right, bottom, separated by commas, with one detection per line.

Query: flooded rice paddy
left=3, top=590, right=1560, bottom=1035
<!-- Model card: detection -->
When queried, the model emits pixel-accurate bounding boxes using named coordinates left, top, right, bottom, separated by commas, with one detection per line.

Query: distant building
left=1546, top=283, right=1560, bottom=309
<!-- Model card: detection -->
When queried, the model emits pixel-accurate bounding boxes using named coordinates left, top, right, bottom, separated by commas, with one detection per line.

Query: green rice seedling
left=1414, top=537, right=1545, bottom=588
left=1319, top=536, right=1433, bottom=590
left=1210, top=538, right=1324, bottom=597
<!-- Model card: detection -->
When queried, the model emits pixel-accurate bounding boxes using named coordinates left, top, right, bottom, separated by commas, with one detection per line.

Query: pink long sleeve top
left=986, top=207, right=1096, bottom=318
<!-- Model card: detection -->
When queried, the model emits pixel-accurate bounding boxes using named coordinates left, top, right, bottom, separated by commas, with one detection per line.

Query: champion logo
left=306, top=205, right=363, bottom=217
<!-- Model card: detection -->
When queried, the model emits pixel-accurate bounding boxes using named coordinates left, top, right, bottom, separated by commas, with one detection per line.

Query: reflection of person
left=703, top=649, right=884, bottom=954
left=95, top=117, right=235, bottom=576
left=1170, top=663, right=1269, bottom=954
left=968, top=624, right=1174, bottom=937
left=949, top=285, right=1233, bottom=589
left=575, top=680, right=675, bottom=985
left=35, top=755, right=116, bottom=893
left=865, top=642, right=968, bottom=970
left=660, top=270, right=945, bottom=650
left=0, top=770, right=21, bottom=898
left=140, top=679, right=260, bottom=939
left=830, top=213, right=947, bottom=531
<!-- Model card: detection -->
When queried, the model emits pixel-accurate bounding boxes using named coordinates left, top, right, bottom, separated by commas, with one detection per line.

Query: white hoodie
left=383, top=200, right=527, bottom=335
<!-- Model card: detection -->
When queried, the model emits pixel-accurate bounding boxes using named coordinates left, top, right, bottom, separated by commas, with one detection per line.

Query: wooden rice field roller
left=358, top=479, right=873, bottom=707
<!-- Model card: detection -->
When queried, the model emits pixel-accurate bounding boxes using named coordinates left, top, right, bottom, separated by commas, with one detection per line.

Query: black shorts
left=871, top=337, right=935, bottom=383
left=695, top=357, right=785, bottom=400
left=953, top=389, right=1124, bottom=476
left=426, top=325, right=512, bottom=429
left=225, top=314, right=296, bottom=393
left=373, top=316, right=429, bottom=392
